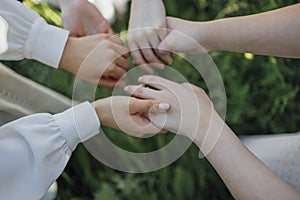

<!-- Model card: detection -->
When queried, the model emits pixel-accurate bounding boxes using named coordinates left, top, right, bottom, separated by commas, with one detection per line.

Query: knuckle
left=146, top=101, right=154, bottom=110
left=106, top=66, right=115, bottom=74
left=129, top=98, right=137, bottom=108
left=135, top=31, right=145, bottom=40
left=144, top=54, right=155, bottom=62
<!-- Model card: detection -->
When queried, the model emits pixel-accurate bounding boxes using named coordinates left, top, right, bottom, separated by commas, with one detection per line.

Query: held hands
left=125, top=76, right=218, bottom=144
left=58, top=1, right=218, bottom=136
left=59, top=0, right=113, bottom=36
left=159, top=17, right=212, bottom=53
left=93, top=96, right=170, bottom=136
left=60, top=34, right=130, bottom=88
left=127, top=0, right=172, bottom=73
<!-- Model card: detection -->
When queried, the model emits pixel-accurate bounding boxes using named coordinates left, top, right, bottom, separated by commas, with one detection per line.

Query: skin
left=58, top=0, right=113, bottom=37
left=128, top=0, right=172, bottom=74
left=59, top=34, right=130, bottom=88
left=159, top=4, right=300, bottom=58
left=93, top=96, right=169, bottom=137
left=125, top=75, right=300, bottom=200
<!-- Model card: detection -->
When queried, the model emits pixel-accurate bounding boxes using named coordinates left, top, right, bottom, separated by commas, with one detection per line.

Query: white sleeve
left=0, top=102, right=100, bottom=199
left=0, top=0, right=69, bottom=68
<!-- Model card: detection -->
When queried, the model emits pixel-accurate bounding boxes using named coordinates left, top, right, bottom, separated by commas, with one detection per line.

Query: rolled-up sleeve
left=0, top=102, right=100, bottom=200
left=0, top=0, right=69, bottom=68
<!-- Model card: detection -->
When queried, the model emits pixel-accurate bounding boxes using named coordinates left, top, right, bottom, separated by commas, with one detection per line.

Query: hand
left=93, top=96, right=170, bottom=137
left=60, top=34, right=130, bottom=88
left=127, top=0, right=172, bottom=73
left=124, top=75, right=217, bottom=143
left=59, top=0, right=113, bottom=37
left=159, top=17, right=212, bottom=53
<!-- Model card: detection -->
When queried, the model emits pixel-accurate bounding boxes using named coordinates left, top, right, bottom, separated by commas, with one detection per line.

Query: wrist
left=193, top=110, right=225, bottom=156
left=59, top=37, right=80, bottom=73
left=194, top=21, right=217, bottom=52
left=93, top=99, right=109, bottom=127
left=202, top=19, right=225, bottom=52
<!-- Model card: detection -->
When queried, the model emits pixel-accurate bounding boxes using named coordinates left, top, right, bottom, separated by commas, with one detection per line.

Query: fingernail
left=159, top=103, right=170, bottom=110
left=124, top=86, right=129, bottom=92
left=138, top=77, right=143, bottom=82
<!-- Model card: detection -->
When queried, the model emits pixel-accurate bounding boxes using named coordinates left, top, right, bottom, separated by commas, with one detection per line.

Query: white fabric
left=242, top=132, right=300, bottom=192
left=0, top=1, right=101, bottom=199
left=0, top=63, right=73, bottom=123
left=0, top=101, right=100, bottom=200
left=0, top=16, right=8, bottom=55
left=0, top=0, right=69, bottom=68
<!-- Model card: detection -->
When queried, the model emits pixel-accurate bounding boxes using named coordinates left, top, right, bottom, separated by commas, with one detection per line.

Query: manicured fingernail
left=159, top=103, right=170, bottom=110
left=138, top=77, right=143, bottom=82
left=124, top=86, right=129, bottom=92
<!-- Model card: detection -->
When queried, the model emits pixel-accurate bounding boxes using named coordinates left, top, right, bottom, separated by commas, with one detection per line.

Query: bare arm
left=160, top=4, right=300, bottom=58
left=207, top=4, right=300, bottom=57
left=202, top=115, right=300, bottom=200
left=125, top=76, right=300, bottom=199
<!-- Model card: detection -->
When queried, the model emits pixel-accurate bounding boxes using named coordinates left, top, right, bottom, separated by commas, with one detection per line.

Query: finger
left=158, top=26, right=169, bottom=41
left=155, top=50, right=173, bottom=65
left=106, top=65, right=127, bottom=80
left=110, top=42, right=129, bottom=57
left=156, top=36, right=173, bottom=65
left=107, top=28, right=114, bottom=35
left=124, top=85, right=159, bottom=99
left=158, top=31, right=179, bottom=53
left=116, top=56, right=129, bottom=69
left=98, top=78, right=119, bottom=88
left=139, top=64, right=154, bottom=74
left=122, top=52, right=131, bottom=59
left=109, top=35, right=125, bottom=46
left=138, top=75, right=176, bottom=90
left=152, top=34, right=172, bottom=65
left=129, top=98, right=169, bottom=114
left=132, top=119, right=164, bottom=135
left=140, top=41, right=165, bottom=68
left=129, top=43, right=147, bottom=65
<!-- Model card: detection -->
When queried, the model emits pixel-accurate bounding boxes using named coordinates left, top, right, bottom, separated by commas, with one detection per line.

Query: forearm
left=203, top=4, right=300, bottom=58
left=195, top=114, right=300, bottom=199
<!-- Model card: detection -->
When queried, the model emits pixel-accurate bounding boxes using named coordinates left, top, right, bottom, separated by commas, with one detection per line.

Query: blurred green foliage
left=3, top=0, right=300, bottom=199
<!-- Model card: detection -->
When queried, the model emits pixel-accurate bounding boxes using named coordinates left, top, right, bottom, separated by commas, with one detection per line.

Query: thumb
left=158, top=32, right=178, bottom=53
left=158, top=17, right=180, bottom=53
left=129, top=99, right=170, bottom=114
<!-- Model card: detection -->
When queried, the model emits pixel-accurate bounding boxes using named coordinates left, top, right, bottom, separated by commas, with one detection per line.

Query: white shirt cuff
left=53, top=102, right=100, bottom=151
left=24, top=18, right=69, bottom=68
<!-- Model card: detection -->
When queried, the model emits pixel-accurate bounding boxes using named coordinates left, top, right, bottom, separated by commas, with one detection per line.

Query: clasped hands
left=58, top=0, right=218, bottom=144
